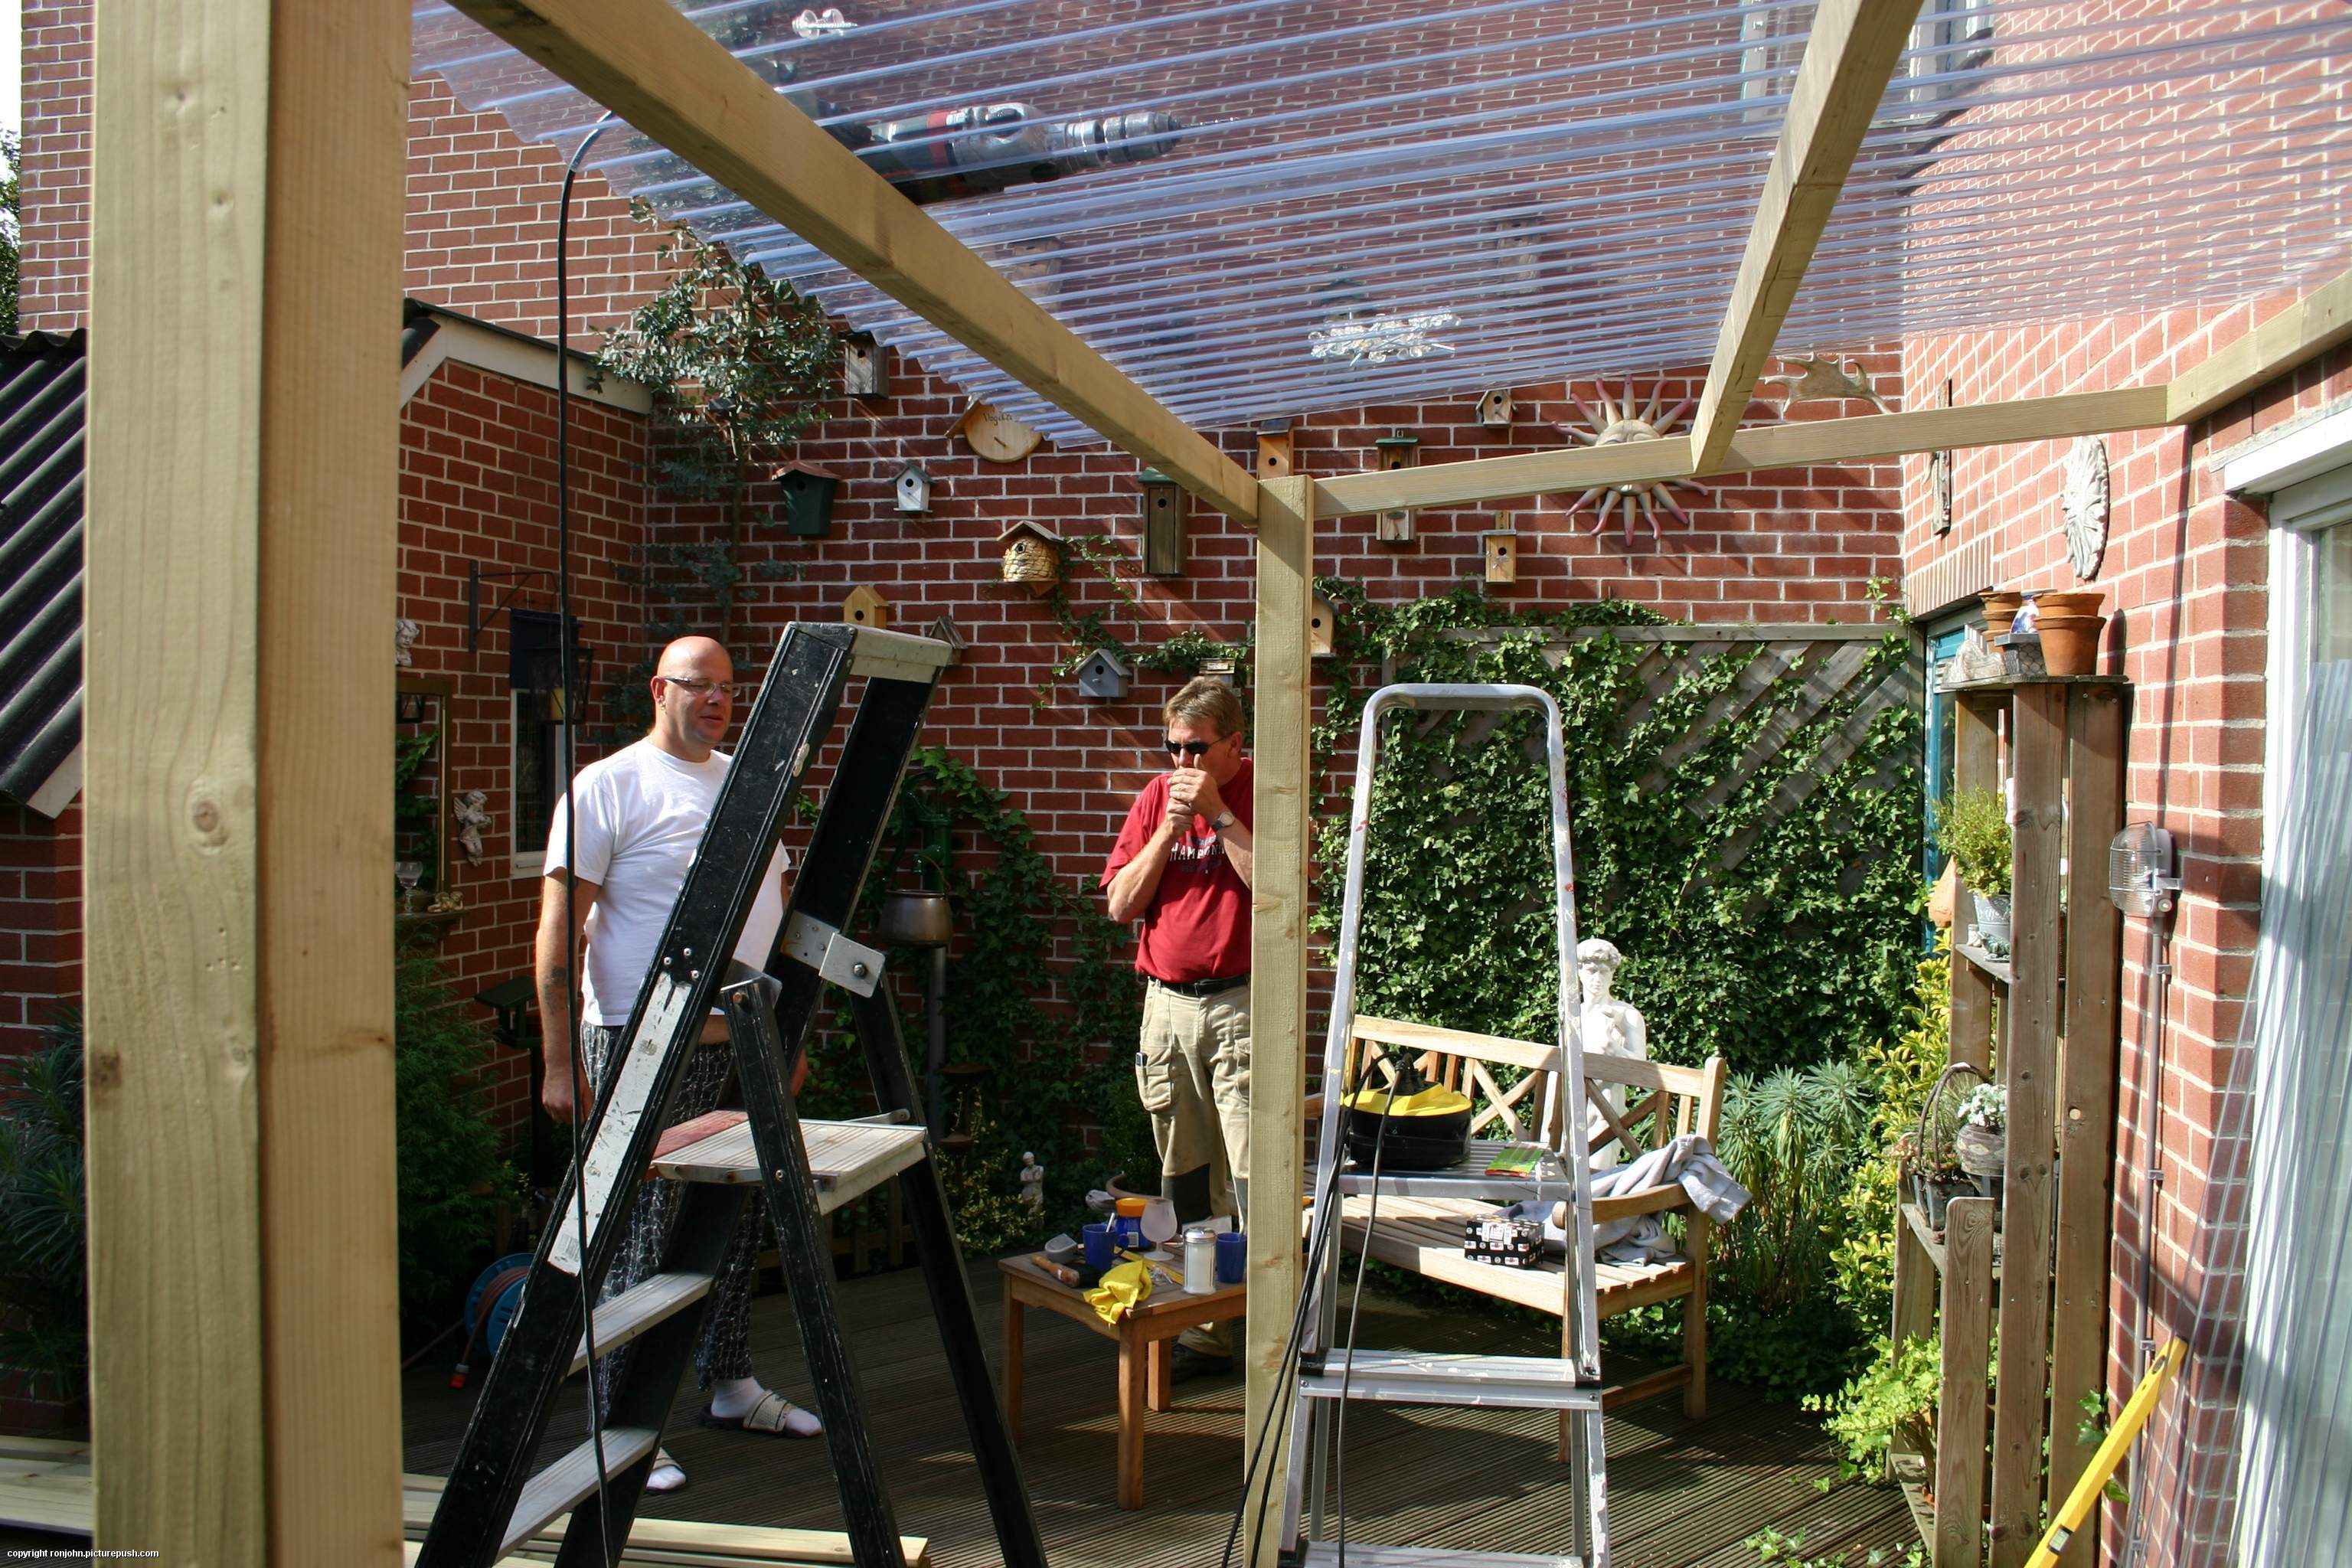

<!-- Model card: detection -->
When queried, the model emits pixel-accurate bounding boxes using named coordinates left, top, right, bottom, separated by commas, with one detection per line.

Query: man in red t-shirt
left=1102, top=678, right=1253, bottom=1374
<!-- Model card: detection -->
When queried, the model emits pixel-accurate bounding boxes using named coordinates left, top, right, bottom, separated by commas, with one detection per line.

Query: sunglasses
left=1165, top=737, right=1223, bottom=757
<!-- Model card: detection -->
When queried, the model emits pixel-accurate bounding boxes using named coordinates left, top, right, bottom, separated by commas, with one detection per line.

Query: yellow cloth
left=1084, top=1258, right=1155, bottom=1324
left=1342, top=1082, right=1472, bottom=1118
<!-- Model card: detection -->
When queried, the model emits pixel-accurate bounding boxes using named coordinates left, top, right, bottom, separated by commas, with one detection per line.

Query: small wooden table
left=997, top=1255, right=1247, bottom=1510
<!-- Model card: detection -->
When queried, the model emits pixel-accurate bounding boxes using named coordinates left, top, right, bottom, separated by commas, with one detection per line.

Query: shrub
left=0, top=1011, right=86, bottom=1400
left=1831, top=946, right=1952, bottom=1331
left=395, top=948, right=514, bottom=1337
left=1806, top=1333, right=1942, bottom=1483
left=1934, top=788, right=2011, bottom=899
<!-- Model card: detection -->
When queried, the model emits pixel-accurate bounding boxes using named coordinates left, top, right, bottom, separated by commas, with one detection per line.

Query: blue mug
left=1216, top=1229, right=1246, bottom=1285
left=1083, top=1222, right=1114, bottom=1271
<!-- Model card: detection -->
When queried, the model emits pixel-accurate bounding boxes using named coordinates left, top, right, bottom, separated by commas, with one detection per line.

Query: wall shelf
left=1955, top=941, right=2012, bottom=987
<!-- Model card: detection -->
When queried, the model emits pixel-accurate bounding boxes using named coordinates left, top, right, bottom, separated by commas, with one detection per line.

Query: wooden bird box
left=1197, top=656, right=1239, bottom=688
left=773, top=459, right=843, bottom=537
left=1484, top=519, right=1520, bottom=585
left=1477, top=387, right=1514, bottom=429
left=1075, top=648, right=1132, bottom=700
left=1309, top=592, right=1338, bottom=657
left=1140, top=468, right=1184, bottom=577
left=1374, top=431, right=1418, bottom=542
left=893, top=460, right=933, bottom=517
left=842, top=332, right=888, bottom=398
left=1256, top=420, right=1295, bottom=479
left=998, top=521, right=1063, bottom=594
left=843, top=585, right=890, bottom=629
left=924, top=612, right=969, bottom=665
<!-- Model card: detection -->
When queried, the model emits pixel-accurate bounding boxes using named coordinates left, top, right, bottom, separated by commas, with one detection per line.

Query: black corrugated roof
left=0, top=332, right=85, bottom=808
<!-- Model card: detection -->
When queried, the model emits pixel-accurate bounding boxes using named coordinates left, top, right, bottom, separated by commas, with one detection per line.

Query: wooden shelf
left=1955, top=941, right=2012, bottom=986
left=1899, top=1476, right=1936, bottom=1553
left=1943, top=668, right=2131, bottom=694
left=1902, top=1200, right=2001, bottom=1280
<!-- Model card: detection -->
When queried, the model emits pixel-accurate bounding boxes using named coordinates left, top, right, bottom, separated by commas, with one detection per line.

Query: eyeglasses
left=658, top=675, right=748, bottom=701
left=1165, top=737, right=1222, bottom=757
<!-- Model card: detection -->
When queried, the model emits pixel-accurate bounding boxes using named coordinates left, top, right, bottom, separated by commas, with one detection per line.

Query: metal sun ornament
left=1554, top=384, right=1710, bottom=548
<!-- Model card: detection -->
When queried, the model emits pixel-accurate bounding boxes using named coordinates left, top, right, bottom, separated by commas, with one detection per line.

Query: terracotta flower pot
left=2037, top=613, right=2106, bottom=676
left=1981, top=590, right=2026, bottom=637
left=2034, top=589, right=2106, bottom=619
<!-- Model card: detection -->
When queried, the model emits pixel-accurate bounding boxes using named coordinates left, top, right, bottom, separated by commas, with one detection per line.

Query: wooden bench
left=1320, top=1015, right=1729, bottom=1430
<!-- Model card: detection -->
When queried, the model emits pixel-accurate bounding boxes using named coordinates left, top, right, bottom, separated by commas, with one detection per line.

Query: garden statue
left=394, top=616, right=421, bottom=666
left=1019, top=1151, right=1045, bottom=1217
left=453, top=789, right=492, bottom=864
left=1576, top=939, right=1648, bottom=1168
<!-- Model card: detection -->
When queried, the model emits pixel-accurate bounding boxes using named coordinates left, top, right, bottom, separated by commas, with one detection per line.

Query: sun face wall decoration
left=1554, top=383, right=1710, bottom=547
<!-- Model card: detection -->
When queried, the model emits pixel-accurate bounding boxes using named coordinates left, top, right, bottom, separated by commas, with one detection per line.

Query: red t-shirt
left=1101, top=760, right=1254, bottom=982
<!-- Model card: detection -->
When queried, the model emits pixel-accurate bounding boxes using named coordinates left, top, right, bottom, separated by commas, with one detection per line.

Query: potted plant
left=1936, top=787, right=2014, bottom=954
left=1954, top=1082, right=2007, bottom=1207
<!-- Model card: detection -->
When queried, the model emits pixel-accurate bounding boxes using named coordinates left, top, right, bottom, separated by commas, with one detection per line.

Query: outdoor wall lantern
left=1374, top=431, right=1419, bottom=542
left=998, top=521, right=1063, bottom=593
left=774, top=459, right=844, bottom=537
left=1477, top=388, right=1515, bottom=429
left=1140, top=468, right=1184, bottom=577
left=1075, top=648, right=1132, bottom=700
left=842, top=332, right=888, bottom=398
left=1484, top=517, right=1520, bottom=584
left=510, top=607, right=595, bottom=720
left=894, top=460, right=934, bottom=517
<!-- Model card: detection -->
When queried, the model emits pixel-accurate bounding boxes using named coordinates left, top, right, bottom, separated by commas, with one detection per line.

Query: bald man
left=536, top=635, right=815, bottom=1493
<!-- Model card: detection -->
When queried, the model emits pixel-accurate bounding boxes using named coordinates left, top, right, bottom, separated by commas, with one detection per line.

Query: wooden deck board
left=381, top=1256, right=1907, bottom=1568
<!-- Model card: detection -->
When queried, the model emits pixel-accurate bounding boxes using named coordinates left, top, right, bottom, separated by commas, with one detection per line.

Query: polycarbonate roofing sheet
left=413, top=0, right=2352, bottom=444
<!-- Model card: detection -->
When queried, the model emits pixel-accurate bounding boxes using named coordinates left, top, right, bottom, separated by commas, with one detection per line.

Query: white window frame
left=509, top=692, right=570, bottom=880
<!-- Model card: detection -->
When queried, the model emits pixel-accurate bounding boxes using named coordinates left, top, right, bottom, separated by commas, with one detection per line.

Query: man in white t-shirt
left=536, top=635, right=816, bottom=1494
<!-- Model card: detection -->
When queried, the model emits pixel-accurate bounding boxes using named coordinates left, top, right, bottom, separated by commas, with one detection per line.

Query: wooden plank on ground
left=2048, top=684, right=2127, bottom=1547
left=1936, top=1197, right=1995, bottom=1568
left=1991, top=686, right=2065, bottom=1568
left=1246, top=473, right=1315, bottom=1563
left=446, top=0, right=1258, bottom=524
left=87, top=0, right=406, bottom=1561
left=1687, top=0, right=1929, bottom=471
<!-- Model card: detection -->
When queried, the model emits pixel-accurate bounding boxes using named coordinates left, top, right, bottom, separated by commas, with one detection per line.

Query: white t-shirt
left=545, top=739, right=791, bottom=1026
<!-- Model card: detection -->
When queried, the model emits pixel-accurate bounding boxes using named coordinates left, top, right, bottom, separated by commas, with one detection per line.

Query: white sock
left=710, top=1377, right=766, bottom=1419
left=647, top=1447, right=686, bottom=1493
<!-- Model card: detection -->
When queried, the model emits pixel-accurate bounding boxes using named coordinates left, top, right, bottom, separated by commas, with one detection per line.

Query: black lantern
left=510, top=609, right=595, bottom=720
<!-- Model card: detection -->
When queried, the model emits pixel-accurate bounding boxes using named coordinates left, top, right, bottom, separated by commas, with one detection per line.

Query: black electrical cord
left=1332, top=1075, right=1401, bottom=1568
left=556, top=107, right=622, bottom=1568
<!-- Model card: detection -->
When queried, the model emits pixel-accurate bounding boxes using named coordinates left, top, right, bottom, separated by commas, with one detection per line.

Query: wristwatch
left=1209, top=810, right=1236, bottom=831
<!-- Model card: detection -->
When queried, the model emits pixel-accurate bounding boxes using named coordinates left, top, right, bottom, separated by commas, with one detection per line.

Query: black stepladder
left=418, top=622, right=1047, bottom=1568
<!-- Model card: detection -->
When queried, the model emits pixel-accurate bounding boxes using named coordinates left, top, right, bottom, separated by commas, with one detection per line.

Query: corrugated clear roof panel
left=413, top=0, right=2352, bottom=441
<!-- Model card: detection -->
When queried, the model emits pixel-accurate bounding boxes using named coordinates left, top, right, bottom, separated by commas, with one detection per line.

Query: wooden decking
left=391, top=1256, right=1912, bottom=1568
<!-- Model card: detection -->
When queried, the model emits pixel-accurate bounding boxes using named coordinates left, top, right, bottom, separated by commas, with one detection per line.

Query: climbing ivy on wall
left=1312, top=582, right=1923, bottom=1076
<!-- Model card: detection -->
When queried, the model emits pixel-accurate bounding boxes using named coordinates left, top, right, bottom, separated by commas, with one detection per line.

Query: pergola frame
left=85, top=0, right=2352, bottom=1559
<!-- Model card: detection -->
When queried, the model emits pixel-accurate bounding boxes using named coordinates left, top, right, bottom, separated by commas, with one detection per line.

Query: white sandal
left=701, top=1389, right=822, bottom=1438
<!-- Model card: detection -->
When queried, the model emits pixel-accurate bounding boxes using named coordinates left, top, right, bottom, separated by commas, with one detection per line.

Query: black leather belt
left=1151, top=973, right=1250, bottom=998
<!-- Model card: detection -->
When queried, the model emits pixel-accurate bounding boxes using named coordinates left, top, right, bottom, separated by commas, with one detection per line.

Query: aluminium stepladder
left=419, top=622, right=1047, bottom=1568
left=1279, top=683, right=1611, bottom=1568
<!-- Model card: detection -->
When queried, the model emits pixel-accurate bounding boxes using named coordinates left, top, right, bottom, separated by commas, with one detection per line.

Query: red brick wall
left=0, top=802, right=80, bottom=1057
left=17, top=1, right=90, bottom=334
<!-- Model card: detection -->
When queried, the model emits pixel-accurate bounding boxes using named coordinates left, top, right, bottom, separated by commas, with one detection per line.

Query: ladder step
left=1334, top=1142, right=1569, bottom=1202
left=1300, top=1545, right=1585, bottom=1566
left=649, top=1116, right=931, bottom=1215
left=568, top=1271, right=714, bottom=1375
left=1298, top=1351, right=1604, bottom=1410
left=502, top=1426, right=661, bottom=1553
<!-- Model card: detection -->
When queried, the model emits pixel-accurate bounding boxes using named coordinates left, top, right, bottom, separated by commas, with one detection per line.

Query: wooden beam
left=2165, top=266, right=2352, bottom=425
left=449, top=0, right=1260, bottom=524
left=1687, top=0, right=1927, bottom=472
left=1311, top=387, right=2171, bottom=518
left=1245, top=475, right=1315, bottom=1563
left=87, top=0, right=406, bottom=1560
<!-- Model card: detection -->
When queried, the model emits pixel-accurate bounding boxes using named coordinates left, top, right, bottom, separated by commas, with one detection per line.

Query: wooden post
left=87, top=1, right=406, bottom=1560
left=1937, top=1197, right=1996, bottom=1568
left=1991, top=685, right=2065, bottom=1568
left=2049, top=684, right=2127, bottom=1542
left=1886, top=1210, right=1936, bottom=1483
left=1245, top=475, right=1315, bottom=1561
left=1949, top=691, right=2002, bottom=1070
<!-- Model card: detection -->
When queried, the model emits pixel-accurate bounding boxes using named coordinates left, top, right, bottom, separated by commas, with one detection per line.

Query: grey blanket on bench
left=1500, top=1134, right=1750, bottom=1264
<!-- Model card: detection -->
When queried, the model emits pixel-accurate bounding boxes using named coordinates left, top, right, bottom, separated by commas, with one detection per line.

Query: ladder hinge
left=782, top=913, right=887, bottom=996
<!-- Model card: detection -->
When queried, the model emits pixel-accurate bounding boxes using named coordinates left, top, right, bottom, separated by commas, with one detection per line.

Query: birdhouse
left=1477, top=387, right=1515, bottom=429
left=1484, top=518, right=1520, bottom=585
left=842, top=332, right=888, bottom=398
left=773, top=460, right=843, bottom=537
left=923, top=612, right=970, bottom=665
left=998, top=521, right=1063, bottom=594
left=1140, top=468, right=1184, bottom=577
left=1374, top=431, right=1419, bottom=542
left=1197, top=656, right=1239, bottom=688
left=1075, top=648, right=1132, bottom=701
left=1256, top=419, right=1295, bottom=479
left=843, top=585, right=889, bottom=629
left=1309, top=592, right=1338, bottom=657
left=893, top=460, right=933, bottom=517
